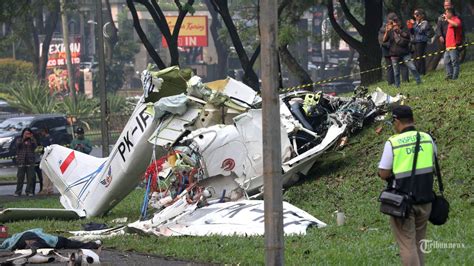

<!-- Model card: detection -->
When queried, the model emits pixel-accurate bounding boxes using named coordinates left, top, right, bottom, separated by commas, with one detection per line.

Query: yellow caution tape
left=279, top=41, right=474, bottom=94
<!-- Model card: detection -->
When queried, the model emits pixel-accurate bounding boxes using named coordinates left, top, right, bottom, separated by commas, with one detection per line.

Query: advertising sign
left=41, top=36, right=81, bottom=68
left=162, top=16, right=208, bottom=47
left=40, top=35, right=81, bottom=94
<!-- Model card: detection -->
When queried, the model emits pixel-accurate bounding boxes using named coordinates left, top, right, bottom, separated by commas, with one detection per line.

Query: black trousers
left=35, top=164, right=43, bottom=192
left=56, top=236, right=100, bottom=249
left=15, top=165, right=35, bottom=195
left=11, top=232, right=100, bottom=250
left=384, top=56, right=394, bottom=85
left=413, top=42, right=427, bottom=75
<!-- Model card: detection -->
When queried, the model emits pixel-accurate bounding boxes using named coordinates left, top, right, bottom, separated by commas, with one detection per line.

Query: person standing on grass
left=442, top=8, right=462, bottom=80
left=383, top=18, right=422, bottom=88
left=14, top=128, right=37, bottom=197
left=379, top=13, right=410, bottom=86
left=408, top=9, right=434, bottom=75
left=37, top=127, right=55, bottom=195
left=71, top=126, right=92, bottom=154
left=378, top=105, right=436, bottom=266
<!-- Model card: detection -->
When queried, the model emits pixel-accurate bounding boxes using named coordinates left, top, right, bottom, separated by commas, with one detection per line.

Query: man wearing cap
left=378, top=105, right=436, bottom=266
left=70, top=127, right=92, bottom=154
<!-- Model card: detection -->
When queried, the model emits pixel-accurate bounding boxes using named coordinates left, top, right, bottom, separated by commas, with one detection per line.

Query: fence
left=69, top=112, right=132, bottom=147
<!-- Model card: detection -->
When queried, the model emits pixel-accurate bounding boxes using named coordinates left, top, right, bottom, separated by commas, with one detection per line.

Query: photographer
left=383, top=17, right=422, bottom=88
left=408, top=9, right=434, bottom=75
left=442, top=8, right=462, bottom=80
left=14, top=128, right=37, bottom=197
left=379, top=13, right=409, bottom=85
left=70, top=127, right=92, bottom=154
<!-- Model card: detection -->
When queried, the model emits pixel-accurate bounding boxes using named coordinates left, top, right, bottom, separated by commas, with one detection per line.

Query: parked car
left=0, top=114, right=72, bottom=160
left=0, top=100, right=20, bottom=121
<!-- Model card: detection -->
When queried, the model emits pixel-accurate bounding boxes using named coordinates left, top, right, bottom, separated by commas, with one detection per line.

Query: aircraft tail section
left=41, top=98, right=159, bottom=217
left=40, top=145, right=107, bottom=213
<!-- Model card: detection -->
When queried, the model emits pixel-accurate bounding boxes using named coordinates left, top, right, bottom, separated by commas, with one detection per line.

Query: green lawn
left=3, top=61, right=474, bottom=264
left=0, top=175, right=15, bottom=182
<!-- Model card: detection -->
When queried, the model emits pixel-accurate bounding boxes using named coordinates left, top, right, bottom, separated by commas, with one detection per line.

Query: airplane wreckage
left=0, top=66, right=404, bottom=237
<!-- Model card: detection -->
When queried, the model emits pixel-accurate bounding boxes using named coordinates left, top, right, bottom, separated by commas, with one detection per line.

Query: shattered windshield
left=0, top=117, right=34, bottom=132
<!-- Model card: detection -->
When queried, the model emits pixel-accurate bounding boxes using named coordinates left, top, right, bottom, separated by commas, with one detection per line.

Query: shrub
left=7, top=77, right=57, bottom=114
left=0, top=58, right=34, bottom=85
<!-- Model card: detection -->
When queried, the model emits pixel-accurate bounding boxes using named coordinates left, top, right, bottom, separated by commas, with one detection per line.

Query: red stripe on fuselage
left=60, top=151, right=75, bottom=174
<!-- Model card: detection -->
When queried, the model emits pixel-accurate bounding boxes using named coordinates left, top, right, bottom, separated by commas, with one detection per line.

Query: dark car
left=0, top=114, right=72, bottom=160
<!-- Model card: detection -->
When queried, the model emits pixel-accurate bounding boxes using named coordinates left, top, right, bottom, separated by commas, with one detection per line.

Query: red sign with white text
left=162, top=16, right=208, bottom=47
left=41, top=36, right=81, bottom=68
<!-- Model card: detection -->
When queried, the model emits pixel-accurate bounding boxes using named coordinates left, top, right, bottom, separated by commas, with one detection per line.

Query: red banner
left=41, top=36, right=81, bottom=68
left=162, top=16, right=208, bottom=47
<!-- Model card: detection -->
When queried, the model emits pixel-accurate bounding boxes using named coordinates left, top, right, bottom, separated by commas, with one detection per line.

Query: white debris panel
left=69, top=200, right=325, bottom=239
left=131, top=200, right=325, bottom=236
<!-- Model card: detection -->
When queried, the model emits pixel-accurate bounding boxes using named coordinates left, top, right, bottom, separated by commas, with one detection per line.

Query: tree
left=126, top=0, right=195, bottom=69
left=102, top=9, right=140, bottom=92
left=278, top=0, right=314, bottom=86
left=104, top=0, right=119, bottom=64
left=208, top=0, right=260, bottom=90
left=204, top=0, right=229, bottom=80
left=326, top=0, right=383, bottom=85
left=0, top=0, right=60, bottom=81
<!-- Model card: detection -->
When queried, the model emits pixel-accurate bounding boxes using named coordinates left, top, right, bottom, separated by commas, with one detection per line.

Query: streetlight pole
left=60, top=0, right=77, bottom=106
left=96, top=0, right=109, bottom=157
left=260, top=0, right=284, bottom=265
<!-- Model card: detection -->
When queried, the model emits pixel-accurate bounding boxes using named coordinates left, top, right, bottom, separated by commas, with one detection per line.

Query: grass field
left=3, top=61, right=474, bottom=264
left=0, top=175, right=15, bottom=182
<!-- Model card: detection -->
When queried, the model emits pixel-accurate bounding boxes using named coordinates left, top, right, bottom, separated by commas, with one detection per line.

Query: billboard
left=41, top=36, right=81, bottom=68
left=162, top=16, right=208, bottom=47
left=40, top=35, right=81, bottom=94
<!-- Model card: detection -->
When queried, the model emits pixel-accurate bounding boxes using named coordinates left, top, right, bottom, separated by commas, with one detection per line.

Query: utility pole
left=260, top=0, right=284, bottom=265
left=60, top=0, right=76, bottom=106
left=96, top=0, right=109, bottom=157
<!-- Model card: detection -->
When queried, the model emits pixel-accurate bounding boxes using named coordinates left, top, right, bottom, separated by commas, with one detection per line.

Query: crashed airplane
left=0, top=66, right=403, bottom=236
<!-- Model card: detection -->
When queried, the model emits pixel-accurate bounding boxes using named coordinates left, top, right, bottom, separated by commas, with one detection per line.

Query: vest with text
left=389, top=131, right=435, bottom=204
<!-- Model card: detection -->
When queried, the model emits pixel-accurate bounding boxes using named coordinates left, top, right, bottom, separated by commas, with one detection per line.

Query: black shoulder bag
left=378, top=132, right=420, bottom=218
left=429, top=154, right=449, bottom=225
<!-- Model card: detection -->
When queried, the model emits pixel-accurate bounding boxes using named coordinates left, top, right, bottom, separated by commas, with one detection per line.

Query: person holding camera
left=70, top=127, right=92, bottom=154
left=383, top=18, right=422, bottom=88
left=379, top=13, right=410, bottom=86
left=14, top=128, right=37, bottom=197
left=408, top=9, right=434, bottom=75
left=378, top=106, right=436, bottom=266
left=442, top=8, right=462, bottom=80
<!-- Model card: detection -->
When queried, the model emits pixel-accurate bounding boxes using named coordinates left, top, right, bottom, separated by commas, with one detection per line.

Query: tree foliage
left=104, top=9, right=140, bottom=92
left=0, top=0, right=60, bottom=81
left=326, top=0, right=383, bottom=84
left=127, top=0, right=195, bottom=69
